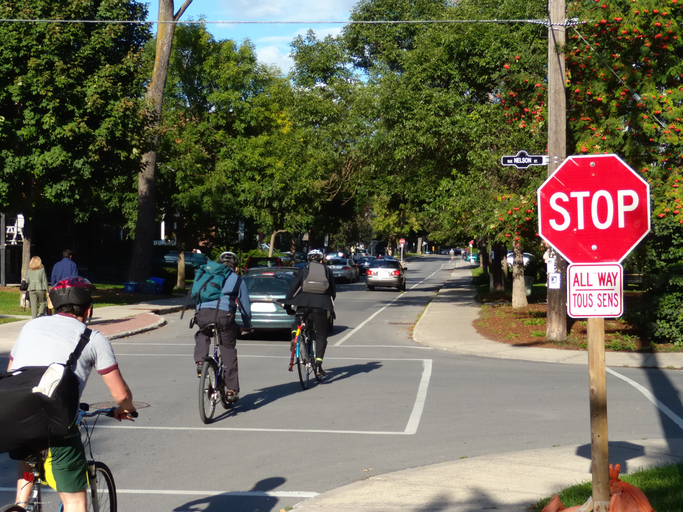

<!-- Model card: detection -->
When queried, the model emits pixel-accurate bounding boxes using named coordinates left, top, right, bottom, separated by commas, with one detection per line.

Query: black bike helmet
left=218, top=251, right=239, bottom=267
left=49, top=277, right=94, bottom=309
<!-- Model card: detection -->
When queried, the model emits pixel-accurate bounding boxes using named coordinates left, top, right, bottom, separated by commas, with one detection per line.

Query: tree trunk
left=417, top=236, right=423, bottom=255
left=511, top=244, right=528, bottom=308
left=268, top=230, right=287, bottom=257
left=21, top=218, right=32, bottom=281
left=129, top=0, right=193, bottom=282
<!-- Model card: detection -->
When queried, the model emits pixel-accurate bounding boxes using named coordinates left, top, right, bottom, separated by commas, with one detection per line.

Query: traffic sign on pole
left=567, top=263, right=623, bottom=318
left=399, top=238, right=406, bottom=245
left=537, top=154, right=650, bottom=263
left=501, top=150, right=547, bottom=169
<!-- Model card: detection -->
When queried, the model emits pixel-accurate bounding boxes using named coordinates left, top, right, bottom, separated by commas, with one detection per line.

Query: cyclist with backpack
left=193, top=251, right=252, bottom=402
left=5, top=277, right=136, bottom=512
left=283, top=249, right=336, bottom=377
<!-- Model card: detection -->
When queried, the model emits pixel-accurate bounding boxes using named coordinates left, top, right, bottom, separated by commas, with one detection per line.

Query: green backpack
left=191, top=261, right=232, bottom=303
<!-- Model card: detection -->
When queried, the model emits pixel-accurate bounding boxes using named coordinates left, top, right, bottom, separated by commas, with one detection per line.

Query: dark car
left=235, top=268, right=298, bottom=332
left=244, top=257, right=283, bottom=273
left=357, top=256, right=376, bottom=275
left=162, top=251, right=208, bottom=275
left=366, top=259, right=406, bottom=292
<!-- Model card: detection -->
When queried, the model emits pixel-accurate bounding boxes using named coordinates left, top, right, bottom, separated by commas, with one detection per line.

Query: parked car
left=506, top=251, right=533, bottom=268
left=326, top=258, right=359, bottom=283
left=357, top=256, right=376, bottom=275
left=366, top=259, right=406, bottom=292
left=235, top=268, right=298, bottom=332
left=244, top=256, right=283, bottom=273
left=352, top=252, right=371, bottom=262
left=162, top=251, right=208, bottom=273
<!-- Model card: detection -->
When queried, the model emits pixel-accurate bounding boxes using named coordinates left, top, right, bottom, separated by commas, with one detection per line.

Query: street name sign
left=501, top=150, right=547, bottom=169
left=567, top=263, right=623, bottom=318
left=537, top=154, right=650, bottom=263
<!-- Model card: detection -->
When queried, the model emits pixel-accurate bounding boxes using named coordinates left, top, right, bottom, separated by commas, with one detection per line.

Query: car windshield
left=369, top=261, right=401, bottom=269
left=328, top=259, right=348, bottom=266
left=359, top=257, right=375, bottom=264
left=244, top=274, right=294, bottom=295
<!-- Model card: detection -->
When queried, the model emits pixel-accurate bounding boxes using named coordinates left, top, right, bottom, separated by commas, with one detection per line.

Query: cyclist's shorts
left=42, top=433, right=88, bottom=493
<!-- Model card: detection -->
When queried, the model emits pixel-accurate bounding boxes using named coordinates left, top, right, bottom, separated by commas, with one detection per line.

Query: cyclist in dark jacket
left=282, top=249, right=336, bottom=376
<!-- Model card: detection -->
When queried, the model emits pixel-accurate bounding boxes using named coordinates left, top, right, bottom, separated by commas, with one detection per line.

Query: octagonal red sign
left=537, top=154, right=650, bottom=263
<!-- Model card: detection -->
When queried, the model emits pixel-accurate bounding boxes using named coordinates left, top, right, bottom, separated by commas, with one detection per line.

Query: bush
left=632, top=217, right=683, bottom=345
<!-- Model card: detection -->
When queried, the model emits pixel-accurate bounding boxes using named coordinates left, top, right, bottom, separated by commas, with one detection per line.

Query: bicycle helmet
left=308, top=249, right=323, bottom=262
left=49, top=277, right=94, bottom=309
left=218, top=251, right=239, bottom=267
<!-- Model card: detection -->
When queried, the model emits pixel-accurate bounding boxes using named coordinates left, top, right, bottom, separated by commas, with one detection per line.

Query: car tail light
left=342, top=266, right=350, bottom=270
left=367, top=270, right=376, bottom=276
left=390, top=270, right=400, bottom=276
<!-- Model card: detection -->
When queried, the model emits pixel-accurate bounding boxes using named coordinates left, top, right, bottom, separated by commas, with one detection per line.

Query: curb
left=104, top=314, right=168, bottom=340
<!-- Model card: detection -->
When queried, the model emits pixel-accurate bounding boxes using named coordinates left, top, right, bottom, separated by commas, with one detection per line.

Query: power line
left=0, top=18, right=583, bottom=27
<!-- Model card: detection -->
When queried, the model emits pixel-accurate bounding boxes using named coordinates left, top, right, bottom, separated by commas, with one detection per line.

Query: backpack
left=0, top=328, right=92, bottom=454
left=302, top=262, right=329, bottom=294
left=191, top=261, right=232, bottom=304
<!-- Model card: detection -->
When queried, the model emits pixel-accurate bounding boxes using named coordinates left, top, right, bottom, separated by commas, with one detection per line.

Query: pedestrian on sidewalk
left=51, top=249, right=78, bottom=286
left=26, top=256, right=48, bottom=318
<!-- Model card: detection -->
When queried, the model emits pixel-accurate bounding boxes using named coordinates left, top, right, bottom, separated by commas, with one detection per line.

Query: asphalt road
left=2, top=256, right=683, bottom=511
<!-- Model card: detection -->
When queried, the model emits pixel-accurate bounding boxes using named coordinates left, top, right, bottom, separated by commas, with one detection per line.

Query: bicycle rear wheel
left=198, top=358, right=218, bottom=423
left=296, top=333, right=314, bottom=390
left=87, top=461, right=117, bottom=512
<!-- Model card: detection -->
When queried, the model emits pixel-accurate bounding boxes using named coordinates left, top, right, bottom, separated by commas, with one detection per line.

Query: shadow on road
left=173, top=477, right=287, bottom=512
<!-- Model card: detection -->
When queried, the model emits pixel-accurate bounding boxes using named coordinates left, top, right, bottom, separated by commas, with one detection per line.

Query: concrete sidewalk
left=0, top=296, right=186, bottom=354
left=2, top=264, right=682, bottom=511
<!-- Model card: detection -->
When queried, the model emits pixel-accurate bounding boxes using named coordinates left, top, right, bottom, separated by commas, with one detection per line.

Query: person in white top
left=8, top=277, right=136, bottom=512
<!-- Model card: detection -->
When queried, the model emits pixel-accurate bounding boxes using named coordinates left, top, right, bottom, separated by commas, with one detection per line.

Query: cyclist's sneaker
left=196, top=362, right=203, bottom=378
left=226, top=390, right=239, bottom=403
left=315, top=362, right=326, bottom=377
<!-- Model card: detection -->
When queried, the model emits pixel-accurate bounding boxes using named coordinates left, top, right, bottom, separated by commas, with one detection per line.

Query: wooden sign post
left=588, top=317, right=609, bottom=510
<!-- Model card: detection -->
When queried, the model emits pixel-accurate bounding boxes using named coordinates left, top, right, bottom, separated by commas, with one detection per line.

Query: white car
left=326, top=258, right=359, bottom=283
left=506, top=251, right=533, bottom=267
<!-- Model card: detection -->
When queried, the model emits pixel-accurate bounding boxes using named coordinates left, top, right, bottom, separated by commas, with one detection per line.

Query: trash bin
left=141, top=281, right=160, bottom=294
left=124, top=282, right=137, bottom=293
left=150, top=277, right=164, bottom=290
left=524, top=276, right=534, bottom=296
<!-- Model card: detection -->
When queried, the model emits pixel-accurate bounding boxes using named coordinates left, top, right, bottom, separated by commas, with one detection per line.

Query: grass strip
left=530, top=463, right=683, bottom=511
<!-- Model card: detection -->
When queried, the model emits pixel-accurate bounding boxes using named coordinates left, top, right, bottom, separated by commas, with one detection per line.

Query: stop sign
left=400, top=238, right=406, bottom=245
left=537, top=154, right=650, bottom=263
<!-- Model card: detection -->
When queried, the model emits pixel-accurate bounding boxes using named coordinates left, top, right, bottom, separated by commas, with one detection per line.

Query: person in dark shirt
left=51, top=249, right=78, bottom=285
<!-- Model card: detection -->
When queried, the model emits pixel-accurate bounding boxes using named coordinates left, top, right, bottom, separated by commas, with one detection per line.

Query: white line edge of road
left=0, top=487, right=318, bottom=498
left=333, top=264, right=447, bottom=347
left=607, top=367, right=683, bottom=432
left=92, top=358, right=433, bottom=436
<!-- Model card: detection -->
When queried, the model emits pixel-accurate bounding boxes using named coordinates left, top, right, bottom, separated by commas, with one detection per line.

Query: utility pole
left=546, top=0, right=568, bottom=342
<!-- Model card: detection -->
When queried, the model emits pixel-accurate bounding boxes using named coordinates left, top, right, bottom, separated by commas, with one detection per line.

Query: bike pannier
left=0, top=328, right=92, bottom=453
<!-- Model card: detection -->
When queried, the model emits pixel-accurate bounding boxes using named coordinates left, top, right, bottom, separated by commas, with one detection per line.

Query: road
left=2, top=256, right=683, bottom=511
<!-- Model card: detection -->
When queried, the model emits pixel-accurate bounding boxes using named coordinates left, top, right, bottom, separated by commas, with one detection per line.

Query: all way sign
left=567, top=263, right=623, bottom=318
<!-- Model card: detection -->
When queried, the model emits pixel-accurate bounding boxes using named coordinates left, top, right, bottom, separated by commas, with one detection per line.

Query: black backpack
left=0, top=328, right=92, bottom=454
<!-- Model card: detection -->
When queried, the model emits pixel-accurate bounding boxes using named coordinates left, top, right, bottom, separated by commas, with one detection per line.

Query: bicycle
left=2, top=404, right=136, bottom=512
left=288, top=311, right=322, bottom=390
left=197, top=322, right=233, bottom=424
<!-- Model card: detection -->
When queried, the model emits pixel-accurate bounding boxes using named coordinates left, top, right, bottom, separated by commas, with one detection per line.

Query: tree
left=129, top=0, right=192, bottom=282
left=0, top=0, right=150, bottom=275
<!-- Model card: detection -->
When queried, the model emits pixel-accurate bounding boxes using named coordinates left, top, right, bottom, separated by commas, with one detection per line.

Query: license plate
left=251, top=302, right=277, bottom=312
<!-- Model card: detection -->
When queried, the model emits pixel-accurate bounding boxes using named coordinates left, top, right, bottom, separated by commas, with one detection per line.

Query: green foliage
left=0, top=0, right=151, bottom=219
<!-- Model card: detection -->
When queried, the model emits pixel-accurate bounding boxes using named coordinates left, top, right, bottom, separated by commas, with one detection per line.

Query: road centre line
left=607, top=368, right=683, bottom=431
left=333, top=264, right=446, bottom=347
left=0, top=487, right=318, bottom=498
left=94, top=358, right=432, bottom=436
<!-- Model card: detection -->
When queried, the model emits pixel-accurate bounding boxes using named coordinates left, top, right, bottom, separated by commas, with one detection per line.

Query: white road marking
left=607, top=368, right=683, bottom=431
left=334, top=264, right=446, bottom=347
